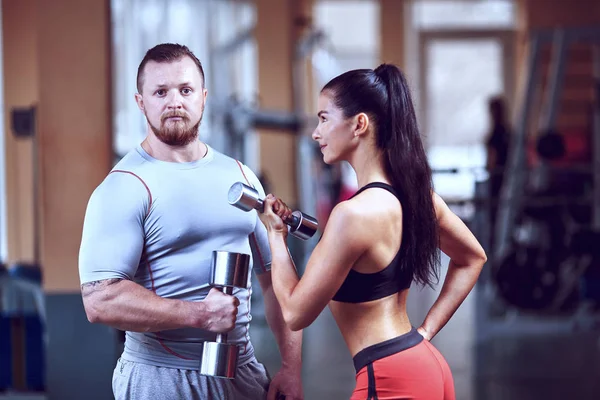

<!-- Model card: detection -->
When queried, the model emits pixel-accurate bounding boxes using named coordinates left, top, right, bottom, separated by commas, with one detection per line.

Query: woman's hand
left=417, top=326, right=432, bottom=341
left=259, top=194, right=293, bottom=237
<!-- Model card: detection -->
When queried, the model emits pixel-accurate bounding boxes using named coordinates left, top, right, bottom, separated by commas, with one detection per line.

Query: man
left=78, top=43, right=303, bottom=400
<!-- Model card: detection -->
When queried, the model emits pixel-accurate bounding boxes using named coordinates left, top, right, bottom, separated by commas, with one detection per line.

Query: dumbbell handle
left=228, top=182, right=319, bottom=240
left=235, top=194, right=295, bottom=224
left=247, top=199, right=302, bottom=228
left=215, top=286, right=234, bottom=343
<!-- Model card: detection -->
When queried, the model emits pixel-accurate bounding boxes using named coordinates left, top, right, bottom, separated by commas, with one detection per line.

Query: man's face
left=135, top=56, right=207, bottom=146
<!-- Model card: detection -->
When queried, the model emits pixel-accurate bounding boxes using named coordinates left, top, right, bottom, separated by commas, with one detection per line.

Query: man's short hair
left=137, top=43, right=205, bottom=93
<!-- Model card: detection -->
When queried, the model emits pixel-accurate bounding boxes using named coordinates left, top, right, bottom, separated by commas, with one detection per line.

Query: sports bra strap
left=350, top=182, right=400, bottom=201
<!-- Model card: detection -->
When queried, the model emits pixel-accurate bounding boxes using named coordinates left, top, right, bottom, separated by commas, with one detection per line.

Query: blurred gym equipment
left=491, top=28, right=600, bottom=315
left=434, top=27, right=600, bottom=320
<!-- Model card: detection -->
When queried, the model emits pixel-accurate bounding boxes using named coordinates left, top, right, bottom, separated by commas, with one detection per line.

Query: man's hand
left=201, top=288, right=240, bottom=333
left=267, top=366, right=303, bottom=400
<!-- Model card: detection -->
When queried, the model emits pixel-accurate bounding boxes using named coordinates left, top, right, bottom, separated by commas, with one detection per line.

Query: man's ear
left=134, top=93, right=145, bottom=112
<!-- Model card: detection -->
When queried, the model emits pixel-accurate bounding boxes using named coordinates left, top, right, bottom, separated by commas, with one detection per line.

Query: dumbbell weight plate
left=289, top=211, right=319, bottom=240
left=200, top=341, right=239, bottom=379
left=228, top=182, right=263, bottom=212
left=211, top=251, right=250, bottom=289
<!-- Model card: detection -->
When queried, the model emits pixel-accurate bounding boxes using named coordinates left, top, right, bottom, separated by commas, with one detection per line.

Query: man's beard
left=147, top=110, right=202, bottom=146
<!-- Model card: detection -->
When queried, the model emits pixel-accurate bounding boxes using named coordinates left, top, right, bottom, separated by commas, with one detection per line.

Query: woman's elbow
left=467, top=242, right=488, bottom=268
left=288, top=322, right=304, bottom=332
left=478, top=248, right=488, bottom=266
left=452, top=247, right=487, bottom=270
left=283, top=310, right=309, bottom=331
left=288, top=320, right=307, bottom=332
left=466, top=249, right=487, bottom=272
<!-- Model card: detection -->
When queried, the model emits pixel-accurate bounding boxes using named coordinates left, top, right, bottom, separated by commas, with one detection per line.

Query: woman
left=259, top=64, right=487, bottom=399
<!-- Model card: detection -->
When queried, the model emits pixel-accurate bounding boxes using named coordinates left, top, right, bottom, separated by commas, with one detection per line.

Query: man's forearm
left=268, top=232, right=301, bottom=317
left=82, top=279, right=203, bottom=332
left=262, top=284, right=303, bottom=368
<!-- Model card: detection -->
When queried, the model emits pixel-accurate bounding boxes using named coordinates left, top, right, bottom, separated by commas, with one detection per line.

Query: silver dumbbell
left=228, top=182, right=319, bottom=240
left=199, top=251, right=250, bottom=379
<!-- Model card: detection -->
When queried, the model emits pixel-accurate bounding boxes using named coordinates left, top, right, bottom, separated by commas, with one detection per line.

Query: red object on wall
left=528, top=128, right=592, bottom=167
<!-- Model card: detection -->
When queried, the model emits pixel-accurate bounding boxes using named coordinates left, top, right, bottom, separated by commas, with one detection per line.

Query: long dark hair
left=322, top=63, right=440, bottom=287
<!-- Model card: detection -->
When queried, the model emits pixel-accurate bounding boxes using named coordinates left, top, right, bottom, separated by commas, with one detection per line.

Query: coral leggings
left=350, top=329, right=455, bottom=400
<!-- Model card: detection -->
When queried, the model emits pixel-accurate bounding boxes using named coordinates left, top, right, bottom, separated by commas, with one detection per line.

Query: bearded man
left=77, top=43, right=303, bottom=400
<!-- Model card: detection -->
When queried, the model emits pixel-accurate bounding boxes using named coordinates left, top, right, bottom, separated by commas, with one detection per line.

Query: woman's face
left=312, top=91, right=357, bottom=164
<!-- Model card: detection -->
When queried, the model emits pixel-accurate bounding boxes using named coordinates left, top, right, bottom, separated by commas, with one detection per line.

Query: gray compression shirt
left=78, top=143, right=271, bottom=369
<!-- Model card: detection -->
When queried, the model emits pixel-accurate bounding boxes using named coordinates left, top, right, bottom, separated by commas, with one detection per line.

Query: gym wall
left=3, top=0, right=113, bottom=398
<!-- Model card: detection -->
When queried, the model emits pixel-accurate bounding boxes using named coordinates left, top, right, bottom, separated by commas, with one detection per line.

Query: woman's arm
left=417, top=193, right=487, bottom=340
left=260, top=195, right=369, bottom=331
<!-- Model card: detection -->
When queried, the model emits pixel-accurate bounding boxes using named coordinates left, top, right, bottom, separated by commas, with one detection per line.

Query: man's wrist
left=280, top=345, right=303, bottom=373
left=186, top=300, right=207, bottom=329
left=280, top=360, right=302, bottom=374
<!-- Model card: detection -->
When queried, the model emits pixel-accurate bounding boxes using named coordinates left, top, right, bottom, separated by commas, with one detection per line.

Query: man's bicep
left=79, top=175, right=148, bottom=284
left=239, top=163, right=273, bottom=273
left=240, top=163, right=267, bottom=197
left=254, top=269, right=272, bottom=292
left=250, top=217, right=272, bottom=275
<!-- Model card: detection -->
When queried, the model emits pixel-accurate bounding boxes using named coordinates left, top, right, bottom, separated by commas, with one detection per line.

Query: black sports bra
left=332, top=182, right=412, bottom=303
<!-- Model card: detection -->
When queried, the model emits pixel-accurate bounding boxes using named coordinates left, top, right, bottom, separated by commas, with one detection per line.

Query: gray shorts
left=112, top=357, right=271, bottom=400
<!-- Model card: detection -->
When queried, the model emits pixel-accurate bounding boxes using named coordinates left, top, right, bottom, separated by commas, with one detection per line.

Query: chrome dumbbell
left=199, top=251, right=250, bottom=379
left=228, top=182, right=319, bottom=240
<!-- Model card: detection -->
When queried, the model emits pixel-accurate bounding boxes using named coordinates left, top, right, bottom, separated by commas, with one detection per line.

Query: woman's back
left=329, top=183, right=413, bottom=356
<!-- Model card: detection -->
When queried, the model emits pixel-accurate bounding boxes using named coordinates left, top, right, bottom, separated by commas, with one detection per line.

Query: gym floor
left=251, top=253, right=600, bottom=400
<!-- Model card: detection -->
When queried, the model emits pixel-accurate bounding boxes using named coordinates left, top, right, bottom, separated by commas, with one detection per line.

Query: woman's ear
left=353, top=113, right=370, bottom=138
